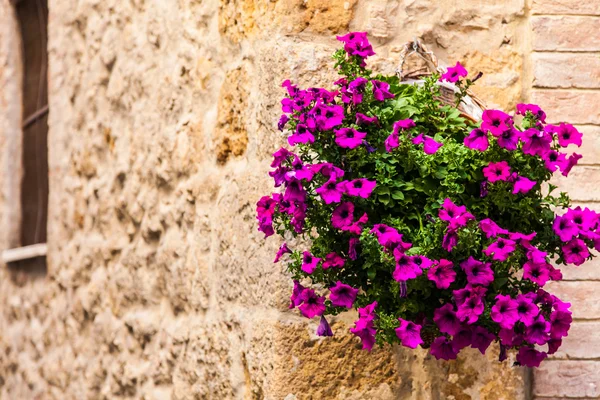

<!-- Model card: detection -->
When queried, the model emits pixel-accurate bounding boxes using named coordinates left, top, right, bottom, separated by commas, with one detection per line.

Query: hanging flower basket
left=257, top=32, right=592, bottom=367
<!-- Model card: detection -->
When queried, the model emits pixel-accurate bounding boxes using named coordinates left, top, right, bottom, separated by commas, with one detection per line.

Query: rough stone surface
left=532, top=16, right=600, bottom=52
left=544, top=281, right=600, bottom=319
left=532, top=0, right=600, bottom=15
left=533, top=53, right=600, bottom=89
left=534, top=361, right=600, bottom=398
left=552, top=321, right=600, bottom=359
left=531, top=90, right=600, bottom=125
left=551, top=166, right=600, bottom=201
left=0, top=0, right=558, bottom=398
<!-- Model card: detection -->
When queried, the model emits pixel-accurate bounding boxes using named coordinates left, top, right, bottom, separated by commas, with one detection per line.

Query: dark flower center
left=305, top=256, right=312, bottom=263
left=378, top=227, right=386, bottom=233
left=414, top=257, right=422, bottom=266
left=549, top=153, right=558, bottom=161
left=346, top=131, right=354, bottom=138
left=492, top=119, right=501, bottom=127
left=447, top=210, right=455, bottom=217
left=563, top=133, right=570, bottom=139
left=518, top=304, right=527, bottom=313
left=572, top=246, right=581, bottom=254
left=560, top=220, right=567, bottom=229
left=574, top=216, right=582, bottom=224
left=327, top=182, right=336, bottom=190
left=472, top=266, right=480, bottom=276
left=326, top=111, right=334, bottom=118
left=498, top=241, right=506, bottom=249
left=354, top=180, right=363, bottom=188
left=340, top=211, right=349, bottom=218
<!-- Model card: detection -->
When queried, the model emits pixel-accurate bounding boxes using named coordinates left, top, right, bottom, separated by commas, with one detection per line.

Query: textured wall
left=0, top=0, right=552, bottom=398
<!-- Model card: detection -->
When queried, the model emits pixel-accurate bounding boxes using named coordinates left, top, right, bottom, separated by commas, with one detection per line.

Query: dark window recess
left=16, top=0, right=49, bottom=247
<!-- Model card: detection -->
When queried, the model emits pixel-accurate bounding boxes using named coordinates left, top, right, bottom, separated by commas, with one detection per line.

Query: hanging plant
left=257, top=32, right=592, bottom=367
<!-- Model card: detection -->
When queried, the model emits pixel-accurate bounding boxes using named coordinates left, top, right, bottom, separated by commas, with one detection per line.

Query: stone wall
left=1, top=0, right=596, bottom=398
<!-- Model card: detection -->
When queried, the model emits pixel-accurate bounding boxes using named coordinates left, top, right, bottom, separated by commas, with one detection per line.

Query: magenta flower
left=470, top=326, right=495, bottom=355
left=512, top=175, right=536, bottom=194
left=553, top=123, right=582, bottom=147
left=412, top=255, right=434, bottom=270
left=439, top=198, right=474, bottom=229
left=345, top=178, right=376, bottom=198
left=298, top=289, right=326, bottom=318
left=274, top=243, right=292, bottom=263
left=350, top=318, right=376, bottom=351
left=550, top=310, right=572, bottom=339
left=483, top=161, right=511, bottom=183
left=523, top=261, right=551, bottom=286
left=283, top=179, right=307, bottom=203
left=440, top=61, right=468, bottom=83
left=329, top=281, right=359, bottom=308
left=521, top=128, right=552, bottom=157
left=456, top=294, right=485, bottom=324
left=335, top=128, right=367, bottom=149
left=483, top=238, right=516, bottom=261
left=562, top=238, right=589, bottom=266
left=479, top=218, right=509, bottom=238
left=499, top=327, right=523, bottom=347
left=316, top=315, right=334, bottom=337
left=515, top=294, right=540, bottom=326
left=347, top=77, right=368, bottom=104
left=517, top=347, right=547, bottom=367
left=427, top=259, right=456, bottom=289
left=341, top=212, right=368, bottom=235
left=316, top=178, right=347, bottom=204
left=561, top=153, right=582, bottom=177
left=289, top=280, right=306, bottom=309
left=322, top=252, right=345, bottom=269
left=464, top=128, right=489, bottom=151
left=301, top=251, right=322, bottom=274
left=358, top=301, right=378, bottom=320
left=393, top=252, right=422, bottom=281
left=553, top=214, right=579, bottom=242
left=481, top=110, right=512, bottom=136
left=543, top=150, right=567, bottom=172
left=491, top=294, right=519, bottom=329
left=331, top=202, right=355, bottom=229
left=395, top=319, right=423, bottom=349
left=310, top=103, right=345, bottom=131
left=413, top=134, right=443, bottom=154
left=516, top=103, right=546, bottom=122
left=372, top=80, right=394, bottom=101
left=451, top=327, right=473, bottom=352
left=461, top=257, right=494, bottom=286
left=393, top=119, right=416, bottom=132
left=281, top=79, right=299, bottom=97
left=371, top=224, right=403, bottom=248
left=337, top=32, right=375, bottom=60
left=311, top=162, right=345, bottom=180
left=442, top=229, right=459, bottom=252
left=356, top=113, right=378, bottom=126
left=349, top=237, right=359, bottom=260
left=288, top=124, right=315, bottom=146
left=434, top=304, right=461, bottom=335
left=525, top=314, right=551, bottom=345
left=270, top=147, right=290, bottom=168
left=278, top=114, right=289, bottom=131
left=384, top=132, right=400, bottom=152
left=497, top=127, right=520, bottom=151
left=430, top=337, right=459, bottom=360
left=565, top=206, right=598, bottom=231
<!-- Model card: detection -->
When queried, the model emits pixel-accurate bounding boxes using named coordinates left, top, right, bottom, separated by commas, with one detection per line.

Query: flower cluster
left=257, top=32, right=595, bottom=367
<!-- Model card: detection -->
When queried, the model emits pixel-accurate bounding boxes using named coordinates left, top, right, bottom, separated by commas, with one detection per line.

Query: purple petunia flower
left=439, top=198, right=474, bottom=229
left=562, top=238, right=589, bottom=266
left=456, top=293, right=485, bottom=324
left=331, top=202, right=355, bottom=229
left=525, top=314, right=551, bottom=345
left=345, top=178, right=377, bottom=198
left=553, top=214, right=579, bottom=242
left=561, top=153, right=582, bottom=177
left=497, top=127, right=520, bottom=151
left=288, top=124, right=315, bottom=146
left=464, top=128, right=489, bottom=151
left=523, top=260, right=551, bottom=286
left=516, top=103, right=546, bottom=122
left=393, top=251, right=422, bottom=281
left=329, top=281, right=359, bottom=308
left=384, top=132, right=400, bottom=152
left=434, top=304, right=461, bottom=335
left=498, top=327, right=524, bottom=347
left=442, top=229, right=459, bottom=252
left=483, top=161, right=511, bottom=183
left=341, top=212, right=369, bottom=235
left=479, top=218, right=509, bottom=238
left=483, top=238, right=516, bottom=261
left=470, top=326, right=495, bottom=355
left=350, top=317, right=376, bottom=351
left=395, top=319, right=423, bottom=349
left=440, top=61, right=468, bottom=83
left=347, top=77, right=368, bottom=105
left=322, top=252, right=345, bottom=269
left=316, top=315, right=334, bottom=337
left=550, top=123, right=582, bottom=147
left=521, top=128, right=552, bottom=157
left=412, top=255, right=434, bottom=270
left=481, top=110, right=512, bottom=136
left=515, top=294, right=540, bottom=326
left=461, top=257, right=494, bottom=286
left=371, top=224, right=402, bottom=247
left=451, top=327, right=473, bottom=352
left=316, top=177, right=347, bottom=204
left=430, top=337, right=459, bottom=360
left=298, top=288, right=326, bottom=318
left=427, top=259, right=456, bottom=289
left=516, top=347, right=547, bottom=367
left=371, top=80, right=394, bottom=101
left=491, top=294, right=519, bottom=329
left=274, top=243, right=292, bottom=263
left=550, top=309, right=572, bottom=339
left=566, top=206, right=599, bottom=232
left=394, top=118, right=416, bottom=132
left=512, top=175, right=537, bottom=194
left=289, top=280, right=305, bottom=309
left=356, top=113, right=378, bottom=126
left=335, top=128, right=367, bottom=149
left=336, top=32, right=376, bottom=62
left=413, top=134, right=443, bottom=154
left=301, top=251, right=322, bottom=274
left=543, top=150, right=567, bottom=172
left=278, top=114, right=289, bottom=131
left=283, top=178, right=307, bottom=203
left=310, top=103, right=345, bottom=131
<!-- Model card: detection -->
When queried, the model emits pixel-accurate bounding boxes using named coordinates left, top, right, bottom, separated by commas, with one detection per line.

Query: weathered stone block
left=532, top=0, right=600, bottom=15
left=551, top=166, right=600, bottom=201
left=533, top=53, right=600, bottom=89
left=534, top=360, right=600, bottom=398
left=532, top=16, right=600, bottom=51
left=531, top=90, right=600, bottom=125
left=544, top=281, right=600, bottom=319
left=552, top=321, right=600, bottom=359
